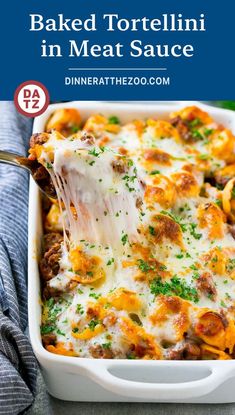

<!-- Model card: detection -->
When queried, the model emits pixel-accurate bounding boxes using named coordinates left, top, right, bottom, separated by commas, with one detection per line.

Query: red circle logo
left=14, top=80, right=50, bottom=118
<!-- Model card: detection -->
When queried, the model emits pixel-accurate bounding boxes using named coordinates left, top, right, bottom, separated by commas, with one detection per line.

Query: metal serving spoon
left=0, top=150, right=56, bottom=198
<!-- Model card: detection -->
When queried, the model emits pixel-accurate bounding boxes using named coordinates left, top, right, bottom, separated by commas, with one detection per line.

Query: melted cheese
left=40, top=133, right=143, bottom=248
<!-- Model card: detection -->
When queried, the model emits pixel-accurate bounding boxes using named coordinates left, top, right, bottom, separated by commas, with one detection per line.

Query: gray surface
left=26, top=372, right=235, bottom=415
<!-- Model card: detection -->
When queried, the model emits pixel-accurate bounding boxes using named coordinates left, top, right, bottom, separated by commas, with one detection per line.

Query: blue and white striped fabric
left=0, top=102, right=37, bottom=414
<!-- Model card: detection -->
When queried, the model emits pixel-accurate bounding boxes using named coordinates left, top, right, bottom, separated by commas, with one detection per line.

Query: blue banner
left=0, top=0, right=234, bottom=100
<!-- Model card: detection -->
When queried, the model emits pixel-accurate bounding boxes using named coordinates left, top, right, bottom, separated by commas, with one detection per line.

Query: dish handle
left=82, top=361, right=233, bottom=400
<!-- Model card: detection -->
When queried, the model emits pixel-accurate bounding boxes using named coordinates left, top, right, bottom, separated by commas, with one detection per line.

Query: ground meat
left=43, top=284, right=62, bottom=299
left=40, top=233, right=63, bottom=281
left=136, top=197, right=143, bottom=209
left=30, top=132, right=49, bottom=148
left=111, top=159, right=127, bottom=174
left=89, top=345, right=114, bottom=359
left=166, top=341, right=201, bottom=360
left=196, top=272, right=217, bottom=300
left=170, top=116, right=192, bottom=142
left=44, top=232, right=63, bottom=252
left=42, top=333, right=56, bottom=347
left=80, top=132, right=95, bottom=145
left=126, top=339, right=156, bottom=359
left=40, top=245, right=61, bottom=281
left=42, top=279, right=78, bottom=299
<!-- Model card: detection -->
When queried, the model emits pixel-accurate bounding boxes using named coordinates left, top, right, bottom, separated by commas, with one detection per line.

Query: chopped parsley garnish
left=56, top=329, right=65, bottom=336
left=204, top=128, right=214, bottom=137
left=44, top=299, right=62, bottom=328
left=121, top=233, right=128, bottom=245
left=150, top=170, right=160, bottom=175
left=122, top=170, right=137, bottom=192
left=102, top=342, right=112, bottom=349
left=175, top=254, right=184, bottom=259
left=89, top=292, right=101, bottom=300
left=215, top=199, right=222, bottom=208
left=46, top=162, right=52, bottom=169
left=108, top=115, right=120, bottom=125
left=188, top=118, right=202, bottom=128
left=88, top=148, right=102, bottom=157
left=189, top=264, right=198, bottom=271
left=107, top=258, right=114, bottom=266
left=76, top=304, right=84, bottom=314
left=72, top=327, right=79, bottom=333
left=126, top=353, right=136, bottom=359
left=198, top=154, right=209, bottom=160
left=137, top=259, right=155, bottom=273
left=150, top=276, right=199, bottom=303
left=211, top=255, right=218, bottom=263
left=220, top=300, right=226, bottom=308
left=192, top=130, right=204, bottom=140
left=46, top=298, right=54, bottom=308
left=41, top=324, right=55, bottom=335
left=148, top=225, right=156, bottom=236
left=71, top=124, right=79, bottom=133
left=88, top=320, right=100, bottom=331
left=192, top=272, right=200, bottom=280
left=189, top=223, right=202, bottom=240
left=226, top=258, right=235, bottom=272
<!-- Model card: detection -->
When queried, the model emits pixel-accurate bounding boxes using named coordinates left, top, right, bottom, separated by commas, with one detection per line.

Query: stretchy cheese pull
left=39, top=131, right=144, bottom=248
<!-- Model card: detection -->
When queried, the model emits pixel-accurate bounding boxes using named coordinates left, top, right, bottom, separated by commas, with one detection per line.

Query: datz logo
left=29, top=13, right=206, bottom=59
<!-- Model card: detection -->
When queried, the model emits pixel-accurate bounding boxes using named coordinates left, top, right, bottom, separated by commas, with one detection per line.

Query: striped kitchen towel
left=0, top=102, right=37, bottom=415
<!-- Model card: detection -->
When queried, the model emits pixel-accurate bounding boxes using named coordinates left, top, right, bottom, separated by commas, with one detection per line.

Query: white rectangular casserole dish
left=28, top=101, right=235, bottom=403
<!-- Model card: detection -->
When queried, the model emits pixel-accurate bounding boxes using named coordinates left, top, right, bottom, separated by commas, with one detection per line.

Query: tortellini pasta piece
left=46, top=108, right=81, bottom=136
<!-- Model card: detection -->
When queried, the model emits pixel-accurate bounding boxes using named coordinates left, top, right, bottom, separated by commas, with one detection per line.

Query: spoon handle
left=0, top=150, right=31, bottom=171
